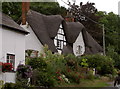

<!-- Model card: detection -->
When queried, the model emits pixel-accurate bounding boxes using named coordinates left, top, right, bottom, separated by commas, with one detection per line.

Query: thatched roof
left=62, top=23, right=103, bottom=55
left=62, top=21, right=84, bottom=44
left=62, top=44, right=74, bottom=55
left=82, top=29, right=103, bottom=54
left=0, top=12, right=28, bottom=34
left=26, top=10, right=103, bottom=54
left=26, top=10, right=63, bottom=53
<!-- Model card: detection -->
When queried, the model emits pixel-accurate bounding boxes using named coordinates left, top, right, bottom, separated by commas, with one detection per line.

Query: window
left=54, top=25, right=66, bottom=53
left=7, top=54, right=15, bottom=70
left=76, top=45, right=82, bottom=54
left=30, top=50, right=39, bottom=58
left=25, top=50, right=39, bottom=58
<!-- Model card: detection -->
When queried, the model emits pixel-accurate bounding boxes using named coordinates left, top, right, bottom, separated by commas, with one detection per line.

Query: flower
left=2, top=63, right=13, bottom=72
left=61, top=74, right=65, bottom=78
left=64, top=78, right=70, bottom=83
left=59, top=74, right=70, bottom=83
left=58, top=76, right=62, bottom=81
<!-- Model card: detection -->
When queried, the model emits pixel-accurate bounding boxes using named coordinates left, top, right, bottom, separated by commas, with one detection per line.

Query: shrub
left=16, top=64, right=32, bottom=79
left=80, top=54, right=115, bottom=75
left=85, top=70, right=94, bottom=80
left=27, top=57, right=47, bottom=71
left=80, top=58, right=88, bottom=68
left=65, top=70, right=81, bottom=84
left=33, top=71, right=56, bottom=87
left=2, top=82, right=28, bottom=89
left=1, top=83, right=15, bottom=89
left=65, top=54, right=79, bottom=71
left=106, top=45, right=120, bottom=69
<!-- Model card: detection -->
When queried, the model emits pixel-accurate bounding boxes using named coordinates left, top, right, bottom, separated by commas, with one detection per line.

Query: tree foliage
left=68, top=1, right=120, bottom=69
left=2, top=2, right=22, bottom=22
left=2, top=2, right=67, bottom=22
left=68, top=2, right=103, bottom=45
left=96, top=11, right=120, bottom=69
left=81, top=54, right=115, bottom=75
left=30, top=2, right=66, bottom=16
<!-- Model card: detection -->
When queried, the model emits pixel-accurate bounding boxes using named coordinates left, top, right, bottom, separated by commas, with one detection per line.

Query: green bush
left=106, top=45, right=120, bottom=69
left=2, top=83, right=15, bottom=89
left=25, top=45, right=115, bottom=87
left=27, top=46, right=67, bottom=87
left=80, top=54, right=115, bottom=75
left=64, top=70, right=81, bottom=84
left=85, top=70, right=94, bottom=80
left=34, top=71, right=56, bottom=87
left=64, top=54, right=80, bottom=71
left=2, top=82, right=29, bottom=89
left=27, top=57, right=47, bottom=71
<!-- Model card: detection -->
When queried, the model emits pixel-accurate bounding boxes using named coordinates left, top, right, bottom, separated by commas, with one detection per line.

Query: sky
left=57, top=0, right=120, bottom=14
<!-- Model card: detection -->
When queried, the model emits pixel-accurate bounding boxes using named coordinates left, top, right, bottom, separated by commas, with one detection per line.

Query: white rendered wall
left=118, top=1, right=120, bottom=16
left=21, top=24, right=43, bottom=52
left=73, top=31, right=85, bottom=56
left=2, top=27, right=25, bottom=70
left=0, top=72, right=16, bottom=84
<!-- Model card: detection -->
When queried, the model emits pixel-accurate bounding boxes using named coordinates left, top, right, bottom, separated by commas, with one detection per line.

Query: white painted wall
left=21, top=23, right=43, bottom=52
left=119, top=1, right=120, bottom=16
left=0, top=72, right=16, bottom=84
left=73, top=31, right=85, bottom=56
left=2, top=27, right=25, bottom=70
left=0, top=27, right=2, bottom=62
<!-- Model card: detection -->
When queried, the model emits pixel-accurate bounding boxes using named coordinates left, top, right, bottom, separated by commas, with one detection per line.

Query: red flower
left=56, top=71, right=60, bottom=74
left=78, top=75, right=81, bottom=78
left=67, top=68, right=71, bottom=72
left=58, top=76, right=62, bottom=81
left=2, top=63, right=13, bottom=72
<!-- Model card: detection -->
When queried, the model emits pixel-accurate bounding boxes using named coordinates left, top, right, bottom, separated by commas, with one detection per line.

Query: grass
left=58, top=78, right=111, bottom=88
left=78, top=79, right=110, bottom=87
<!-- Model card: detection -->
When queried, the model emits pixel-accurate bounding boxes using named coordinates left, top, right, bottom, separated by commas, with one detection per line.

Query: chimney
left=65, top=12, right=74, bottom=22
left=22, top=2, right=30, bottom=25
left=26, top=2, right=30, bottom=12
left=65, top=17, right=74, bottom=22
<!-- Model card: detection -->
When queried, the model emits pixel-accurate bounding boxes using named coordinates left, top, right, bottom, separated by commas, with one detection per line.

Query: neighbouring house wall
left=2, top=27, right=25, bottom=70
left=0, top=27, right=2, bottom=61
left=118, top=1, right=120, bottom=16
left=73, top=31, right=85, bottom=56
left=21, top=24, right=43, bottom=53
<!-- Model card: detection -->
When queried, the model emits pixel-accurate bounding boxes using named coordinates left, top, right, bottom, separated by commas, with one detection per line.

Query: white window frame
left=76, top=45, right=82, bottom=55
left=6, top=53, right=15, bottom=70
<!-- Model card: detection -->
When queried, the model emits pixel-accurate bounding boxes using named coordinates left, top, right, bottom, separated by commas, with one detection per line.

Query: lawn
left=58, top=78, right=111, bottom=88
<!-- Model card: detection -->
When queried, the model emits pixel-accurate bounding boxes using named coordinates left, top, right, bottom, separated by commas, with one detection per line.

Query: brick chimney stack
left=65, top=12, right=74, bottom=22
left=22, top=2, right=30, bottom=25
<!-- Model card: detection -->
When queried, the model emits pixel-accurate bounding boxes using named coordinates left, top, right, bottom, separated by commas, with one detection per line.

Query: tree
left=2, top=2, right=22, bottom=22
left=96, top=11, right=120, bottom=69
left=68, top=2, right=103, bottom=45
left=2, top=2, right=67, bottom=22
left=30, top=2, right=66, bottom=16
left=97, top=12, right=120, bottom=52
